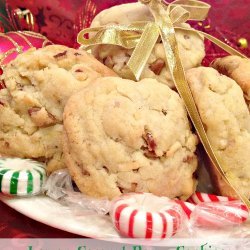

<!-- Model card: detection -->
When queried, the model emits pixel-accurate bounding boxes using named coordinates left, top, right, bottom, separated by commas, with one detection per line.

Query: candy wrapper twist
left=43, top=170, right=249, bottom=238
left=77, top=0, right=250, bottom=209
left=43, top=170, right=110, bottom=215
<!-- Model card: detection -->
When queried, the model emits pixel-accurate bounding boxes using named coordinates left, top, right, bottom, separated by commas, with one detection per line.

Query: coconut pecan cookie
left=0, top=45, right=116, bottom=172
left=63, top=77, right=198, bottom=200
left=186, top=67, right=250, bottom=199
left=90, top=2, right=205, bottom=88
left=211, top=56, right=250, bottom=108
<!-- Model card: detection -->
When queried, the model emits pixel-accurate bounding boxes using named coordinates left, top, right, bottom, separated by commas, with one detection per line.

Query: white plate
left=0, top=194, right=120, bottom=239
left=1, top=194, right=250, bottom=244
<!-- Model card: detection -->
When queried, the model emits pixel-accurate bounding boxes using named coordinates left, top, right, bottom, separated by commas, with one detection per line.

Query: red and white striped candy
left=186, top=192, right=249, bottom=227
left=110, top=193, right=185, bottom=239
left=187, top=192, right=236, bottom=204
left=191, top=201, right=249, bottom=227
left=173, top=200, right=195, bottom=219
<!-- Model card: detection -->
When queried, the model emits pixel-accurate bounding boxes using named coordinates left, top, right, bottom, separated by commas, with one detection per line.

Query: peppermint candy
left=187, top=192, right=249, bottom=227
left=187, top=192, right=236, bottom=204
left=173, top=200, right=195, bottom=219
left=191, top=201, right=249, bottom=227
left=0, top=158, right=46, bottom=196
left=110, top=193, right=185, bottom=238
left=110, top=192, right=249, bottom=238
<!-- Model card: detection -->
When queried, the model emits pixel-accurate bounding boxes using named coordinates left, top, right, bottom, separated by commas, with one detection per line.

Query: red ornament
left=0, top=31, right=52, bottom=66
left=6, top=0, right=86, bottom=47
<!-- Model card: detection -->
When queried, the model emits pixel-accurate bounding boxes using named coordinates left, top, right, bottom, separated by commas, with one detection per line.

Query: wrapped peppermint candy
left=0, top=157, right=46, bottom=196
left=43, top=169, right=110, bottom=215
left=110, top=193, right=187, bottom=239
left=110, top=192, right=249, bottom=238
left=190, top=201, right=249, bottom=228
left=42, top=170, right=249, bottom=238
left=188, top=192, right=249, bottom=228
left=188, top=192, right=237, bottom=204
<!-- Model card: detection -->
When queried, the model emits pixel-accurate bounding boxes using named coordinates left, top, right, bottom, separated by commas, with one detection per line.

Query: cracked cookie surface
left=211, top=56, right=250, bottom=109
left=186, top=67, right=250, bottom=199
left=90, top=2, right=205, bottom=88
left=0, top=44, right=116, bottom=172
left=63, top=77, right=198, bottom=200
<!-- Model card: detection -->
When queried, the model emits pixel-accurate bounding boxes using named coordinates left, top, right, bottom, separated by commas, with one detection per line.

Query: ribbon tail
left=200, top=31, right=248, bottom=58
left=175, top=27, right=247, bottom=58
left=144, top=0, right=250, bottom=210
left=127, top=22, right=160, bottom=81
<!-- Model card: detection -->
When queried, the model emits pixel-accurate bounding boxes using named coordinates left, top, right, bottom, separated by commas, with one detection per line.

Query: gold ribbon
left=77, top=0, right=250, bottom=209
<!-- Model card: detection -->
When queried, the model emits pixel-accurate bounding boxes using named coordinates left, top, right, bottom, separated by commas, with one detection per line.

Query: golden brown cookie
left=211, top=56, right=250, bottom=107
left=0, top=45, right=116, bottom=172
left=186, top=67, right=250, bottom=199
left=90, top=2, right=205, bottom=88
left=63, top=77, right=198, bottom=200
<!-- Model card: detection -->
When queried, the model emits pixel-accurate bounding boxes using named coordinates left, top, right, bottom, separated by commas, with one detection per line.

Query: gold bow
left=78, top=0, right=250, bottom=209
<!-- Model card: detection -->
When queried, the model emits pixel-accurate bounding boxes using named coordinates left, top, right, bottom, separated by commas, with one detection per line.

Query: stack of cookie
left=0, top=2, right=249, bottom=202
left=0, top=43, right=199, bottom=200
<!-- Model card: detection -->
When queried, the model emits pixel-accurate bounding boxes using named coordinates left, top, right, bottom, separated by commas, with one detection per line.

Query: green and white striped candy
left=0, top=158, right=46, bottom=196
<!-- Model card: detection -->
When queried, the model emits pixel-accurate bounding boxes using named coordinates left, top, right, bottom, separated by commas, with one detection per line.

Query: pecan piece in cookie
left=149, top=59, right=165, bottom=75
left=74, top=52, right=82, bottom=56
left=63, top=77, right=198, bottom=200
left=162, top=109, right=167, bottom=115
left=54, top=50, right=67, bottom=59
left=104, top=56, right=115, bottom=68
left=28, top=107, right=58, bottom=127
left=75, top=69, right=83, bottom=73
left=183, top=155, right=194, bottom=164
left=0, top=44, right=117, bottom=173
left=142, top=127, right=158, bottom=158
left=0, top=80, right=6, bottom=89
left=186, top=66, right=250, bottom=199
left=90, top=2, right=205, bottom=88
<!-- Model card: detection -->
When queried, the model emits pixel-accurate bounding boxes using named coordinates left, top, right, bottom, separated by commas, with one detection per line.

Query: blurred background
left=0, top=0, right=249, bottom=62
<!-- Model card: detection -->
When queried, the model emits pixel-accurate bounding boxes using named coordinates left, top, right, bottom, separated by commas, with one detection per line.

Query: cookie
left=90, top=2, right=205, bottom=88
left=63, top=77, right=198, bottom=200
left=186, top=67, right=250, bottom=199
left=0, top=45, right=116, bottom=173
left=211, top=56, right=250, bottom=108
